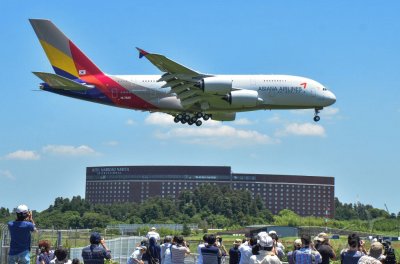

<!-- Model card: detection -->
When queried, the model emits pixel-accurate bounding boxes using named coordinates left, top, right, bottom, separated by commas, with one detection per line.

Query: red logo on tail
left=300, top=82, right=307, bottom=89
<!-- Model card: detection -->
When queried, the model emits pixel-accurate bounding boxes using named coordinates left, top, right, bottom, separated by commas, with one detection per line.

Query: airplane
left=30, top=19, right=336, bottom=127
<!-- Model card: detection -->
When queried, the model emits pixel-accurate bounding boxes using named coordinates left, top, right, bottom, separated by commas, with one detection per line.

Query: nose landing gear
left=313, top=108, right=321, bottom=122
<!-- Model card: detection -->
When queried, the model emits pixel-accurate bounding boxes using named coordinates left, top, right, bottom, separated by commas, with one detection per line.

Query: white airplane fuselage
left=110, top=74, right=336, bottom=112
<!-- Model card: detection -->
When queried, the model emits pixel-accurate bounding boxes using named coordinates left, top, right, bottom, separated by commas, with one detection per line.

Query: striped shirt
left=171, top=245, right=189, bottom=264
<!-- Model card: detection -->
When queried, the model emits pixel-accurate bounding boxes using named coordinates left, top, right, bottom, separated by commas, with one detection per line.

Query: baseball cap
left=294, top=239, right=302, bottom=247
left=318, top=232, right=329, bottom=241
left=268, top=230, right=277, bottom=235
left=258, top=232, right=273, bottom=248
left=369, top=242, right=383, bottom=258
left=16, top=204, right=29, bottom=213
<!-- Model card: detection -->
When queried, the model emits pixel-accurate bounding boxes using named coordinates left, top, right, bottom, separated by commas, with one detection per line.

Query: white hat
left=268, top=230, right=277, bottom=235
left=16, top=204, right=29, bottom=213
left=150, top=227, right=156, bottom=231
left=258, top=232, right=273, bottom=247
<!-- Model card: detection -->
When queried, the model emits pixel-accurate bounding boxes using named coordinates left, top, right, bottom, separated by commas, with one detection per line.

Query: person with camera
left=315, top=233, right=336, bottom=264
left=201, top=234, right=221, bottom=264
left=382, top=241, right=396, bottom=264
left=81, top=232, right=111, bottom=264
left=170, top=235, right=190, bottom=264
left=292, top=234, right=322, bottom=264
left=340, top=234, right=365, bottom=264
left=8, top=204, right=37, bottom=264
left=249, top=232, right=281, bottom=264
left=358, top=242, right=385, bottom=264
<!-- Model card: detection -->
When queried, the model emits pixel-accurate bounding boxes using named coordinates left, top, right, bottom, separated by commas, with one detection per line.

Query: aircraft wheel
left=191, top=116, right=197, bottom=123
left=313, top=116, right=320, bottom=122
left=196, top=112, right=203, bottom=118
left=174, top=116, right=180, bottom=123
left=181, top=119, right=187, bottom=124
left=195, top=120, right=202, bottom=126
left=177, top=114, right=183, bottom=120
left=184, top=115, right=190, bottom=121
left=188, top=120, right=194, bottom=125
left=203, top=114, right=210, bottom=121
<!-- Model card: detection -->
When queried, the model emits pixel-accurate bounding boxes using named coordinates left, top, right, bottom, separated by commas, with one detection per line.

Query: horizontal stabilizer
left=33, top=72, right=91, bottom=91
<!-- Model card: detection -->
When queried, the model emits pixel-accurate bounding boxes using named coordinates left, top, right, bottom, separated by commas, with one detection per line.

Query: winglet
left=136, top=47, right=149, bottom=59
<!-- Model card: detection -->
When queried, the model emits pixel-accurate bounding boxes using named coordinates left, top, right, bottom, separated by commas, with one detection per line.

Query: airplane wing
left=33, top=72, right=92, bottom=91
left=137, top=48, right=215, bottom=109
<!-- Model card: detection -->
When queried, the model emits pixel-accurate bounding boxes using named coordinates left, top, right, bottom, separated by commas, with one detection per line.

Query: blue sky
left=0, top=1, right=399, bottom=215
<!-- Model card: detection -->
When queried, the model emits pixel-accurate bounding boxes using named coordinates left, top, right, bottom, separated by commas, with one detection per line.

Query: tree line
left=0, top=184, right=399, bottom=234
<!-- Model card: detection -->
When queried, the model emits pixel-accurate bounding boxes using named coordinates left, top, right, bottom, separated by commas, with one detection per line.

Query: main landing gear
left=173, top=112, right=211, bottom=126
left=313, top=108, right=321, bottom=122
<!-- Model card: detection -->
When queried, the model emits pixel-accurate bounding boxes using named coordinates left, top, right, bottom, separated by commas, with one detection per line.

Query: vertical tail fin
left=29, top=19, right=104, bottom=79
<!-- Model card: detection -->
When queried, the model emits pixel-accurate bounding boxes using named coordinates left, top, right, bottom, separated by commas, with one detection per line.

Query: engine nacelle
left=224, top=90, right=261, bottom=108
left=200, top=77, right=232, bottom=95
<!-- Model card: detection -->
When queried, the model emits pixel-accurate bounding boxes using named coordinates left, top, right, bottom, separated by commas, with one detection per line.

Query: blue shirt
left=38, top=252, right=53, bottom=264
left=81, top=244, right=111, bottom=264
left=294, top=247, right=322, bottom=264
left=340, top=249, right=364, bottom=264
left=229, top=247, right=241, bottom=264
left=201, top=245, right=220, bottom=264
left=8, top=220, right=35, bottom=255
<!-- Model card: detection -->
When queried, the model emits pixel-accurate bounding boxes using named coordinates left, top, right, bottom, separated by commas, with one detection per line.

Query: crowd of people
left=129, top=229, right=397, bottom=264
left=5, top=204, right=398, bottom=264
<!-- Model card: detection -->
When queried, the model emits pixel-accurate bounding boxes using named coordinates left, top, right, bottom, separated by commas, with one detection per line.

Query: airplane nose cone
left=326, top=91, right=336, bottom=106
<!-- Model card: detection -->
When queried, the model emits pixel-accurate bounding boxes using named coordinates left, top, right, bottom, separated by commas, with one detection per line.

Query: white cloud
left=4, top=150, right=40, bottom=160
left=154, top=125, right=279, bottom=147
left=145, top=113, right=280, bottom=147
left=233, top=118, right=254, bottom=126
left=103, top=141, right=119, bottom=147
left=42, top=145, right=98, bottom=156
left=125, top=119, right=136, bottom=126
left=267, top=115, right=282, bottom=124
left=145, top=112, right=175, bottom=126
left=0, top=170, right=15, bottom=180
left=276, top=122, right=326, bottom=137
left=324, top=107, right=339, bottom=116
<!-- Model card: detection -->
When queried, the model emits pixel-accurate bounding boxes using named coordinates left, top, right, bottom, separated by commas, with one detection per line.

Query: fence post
left=57, top=231, right=62, bottom=247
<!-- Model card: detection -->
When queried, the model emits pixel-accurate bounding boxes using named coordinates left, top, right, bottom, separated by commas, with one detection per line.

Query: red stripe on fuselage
left=69, top=41, right=157, bottom=110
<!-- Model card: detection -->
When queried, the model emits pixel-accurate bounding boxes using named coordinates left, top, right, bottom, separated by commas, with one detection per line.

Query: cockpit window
left=322, top=87, right=328, bottom=91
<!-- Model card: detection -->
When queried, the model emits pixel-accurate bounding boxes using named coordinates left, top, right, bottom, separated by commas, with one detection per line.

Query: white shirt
left=250, top=251, right=281, bottom=264
left=146, top=231, right=160, bottom=242
left=161, top=243, right=172, bottom=264
left=197, top=243, right=206, bottom=264
left=239, top=243, right=253, bottom=264
left=49, top=260, right=72, bottom=264
left=129, top=247, right=144, bottom=264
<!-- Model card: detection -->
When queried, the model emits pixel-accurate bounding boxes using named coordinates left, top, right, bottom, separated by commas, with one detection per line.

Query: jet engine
left=200, top=77, right=232, bottom=95
left=223, top=90, right=262, bottom=108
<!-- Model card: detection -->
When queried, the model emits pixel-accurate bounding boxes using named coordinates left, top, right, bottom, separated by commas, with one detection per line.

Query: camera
left=382, top=241, right=391, bottom=253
